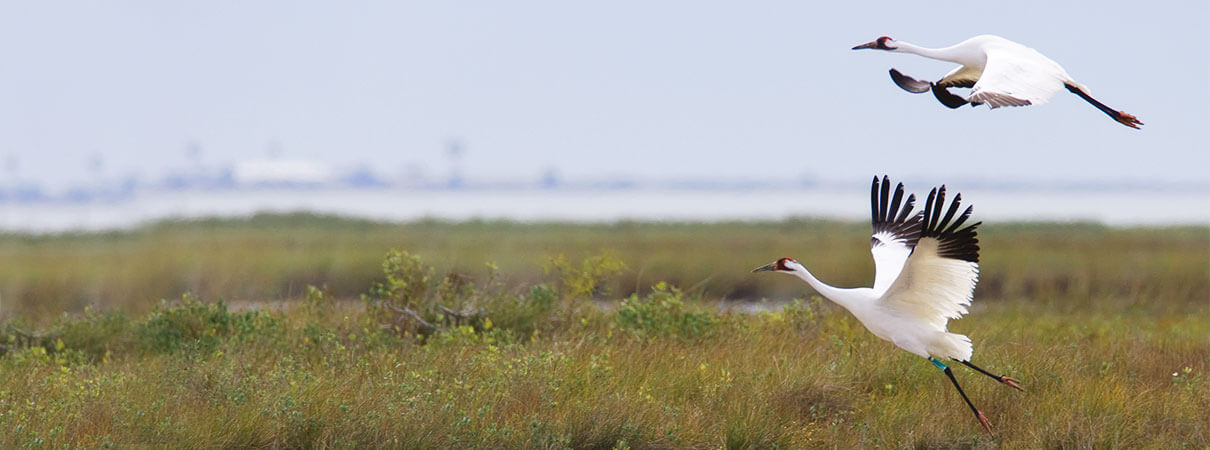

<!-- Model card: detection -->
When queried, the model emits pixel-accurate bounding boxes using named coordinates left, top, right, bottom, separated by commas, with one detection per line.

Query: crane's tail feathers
left=889, top=69, right=931, bottom=93
left=933, top=332, right=973, bottom=362
left=1064, top=83, right=1143, bottom=129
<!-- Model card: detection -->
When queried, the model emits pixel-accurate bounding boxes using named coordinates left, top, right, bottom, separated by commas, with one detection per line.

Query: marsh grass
left=0, top=293, right=1204, bottom=448
left=0, top=215, right=1206, bottom=447
left=2, top=214, right=1205, bottom=322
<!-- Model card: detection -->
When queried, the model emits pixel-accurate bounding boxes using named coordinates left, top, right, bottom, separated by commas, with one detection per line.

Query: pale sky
left=1, top=1, right=1206, bottom=189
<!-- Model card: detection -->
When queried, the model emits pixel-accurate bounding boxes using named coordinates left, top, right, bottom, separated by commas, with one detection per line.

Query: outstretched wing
left=870, top=176, right=922, bottom=295
left=933, top=66, right=979, bottom=109
left=879, top=185, right=981, bottom=331
left=970, top=45, right=1067, bottom=108
left=889, top=68, right=931, bottom=93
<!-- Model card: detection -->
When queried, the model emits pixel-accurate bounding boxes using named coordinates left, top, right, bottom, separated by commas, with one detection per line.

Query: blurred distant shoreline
left=2, top=183, right=1206, bottom=233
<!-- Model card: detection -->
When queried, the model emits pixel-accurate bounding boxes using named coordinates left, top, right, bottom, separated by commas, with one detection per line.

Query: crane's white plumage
left=852, top=34, right=1143, bottom=128
left=869, top=231, right=912, bottom=294
left=879, top=237, right=978, bottom=361
left=755, top=176, right=981, bottom=360
left=868, top=177, right=920, bottom=295
left=969, top=42, right=1068, bottom=107
left=882, top=238, right=978, bottom=332
left=754, top=176, right=1021, bottom=434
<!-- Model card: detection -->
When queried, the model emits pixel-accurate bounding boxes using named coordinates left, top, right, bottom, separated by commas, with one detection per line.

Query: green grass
left=0, top=214, right=1206, bottom=447
left=1, top=213, right=1205, bottom=321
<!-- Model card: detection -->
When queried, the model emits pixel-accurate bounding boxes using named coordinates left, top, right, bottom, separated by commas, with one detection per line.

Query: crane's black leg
left=1063, top=83, right=1143, bottom=129
left=955, top=359, right=1025, bottom=392
left=931, top=358, right=993, bottom=434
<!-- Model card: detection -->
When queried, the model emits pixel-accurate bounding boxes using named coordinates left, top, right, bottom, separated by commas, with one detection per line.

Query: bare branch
left=383, top=303, right=436, bottom=332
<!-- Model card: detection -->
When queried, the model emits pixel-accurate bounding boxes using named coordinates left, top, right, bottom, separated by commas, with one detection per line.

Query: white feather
left=870, top=231, right=912, bottom=295
left=970, top=43, right=1070, bottom=107
left=881, top=238, right=979, bottom=331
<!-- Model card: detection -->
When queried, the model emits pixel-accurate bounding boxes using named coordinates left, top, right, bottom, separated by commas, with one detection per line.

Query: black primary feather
left=919, top=185, right=981, bottom=263
left=932, top=85, right=970, bottom=109
left=889, top=69, right=932, bottom=94
left=870, top=176, right=922, bottom=249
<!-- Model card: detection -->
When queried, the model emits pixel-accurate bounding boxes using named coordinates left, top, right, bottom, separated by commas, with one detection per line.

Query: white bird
left=852, top=35, right=1143, bottom=129
left=753, top=176, right=1023, bottom=434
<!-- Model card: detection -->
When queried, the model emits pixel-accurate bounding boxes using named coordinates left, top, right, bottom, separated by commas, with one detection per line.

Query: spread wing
left=932, top=66, right=979, bottom=108
left=889, top=68, right=932, bottom=93
left=970, top=45, right=1067, bottom=108
left=879, top=185, right=981, bottom=331
left=936, top=65, right=980, bottom=88
left=870, top=176, right=922, bottom=295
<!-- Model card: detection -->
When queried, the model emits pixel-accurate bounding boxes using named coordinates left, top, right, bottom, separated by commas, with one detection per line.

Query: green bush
left=366, top=250, right=624, bottom=341
left=477, top=283, right=560, bottom=339
left=139, top=296, right=234, bottom=353
left=616, top=282, right=719, bottom=340
left=50, top=310, right=134, bottom=361
left=136, top=295, right=279, bottom=353
left=544, top=253, right=626, bottom=300
left=302, top=284, right=332, bottom=318
left=365, top=250, right=443, bottom=336
left=782, top=297, right=821, bottom=330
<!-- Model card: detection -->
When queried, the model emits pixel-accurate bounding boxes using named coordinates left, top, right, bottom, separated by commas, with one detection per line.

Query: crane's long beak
left=752, top=263, right=777, bottom=273
left=852, top=41, right=878, bottom=50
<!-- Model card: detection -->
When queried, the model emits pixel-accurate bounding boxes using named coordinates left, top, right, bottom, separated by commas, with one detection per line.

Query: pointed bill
left=751, top=262, right=778, bottom=273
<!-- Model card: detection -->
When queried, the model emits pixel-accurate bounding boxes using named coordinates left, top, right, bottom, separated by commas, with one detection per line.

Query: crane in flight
left=852, top=35, right=1143, bottom=129
left=753, top=176, right=1024, bottom=434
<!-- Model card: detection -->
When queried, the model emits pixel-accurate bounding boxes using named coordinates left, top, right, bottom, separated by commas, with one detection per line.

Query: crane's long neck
left=893, top=41, right=971, bottom=65
left=790, top=267, right=863, bottom=312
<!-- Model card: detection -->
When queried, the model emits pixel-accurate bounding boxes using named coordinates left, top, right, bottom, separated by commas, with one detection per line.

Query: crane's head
left=752, top=257, right=803, bottom=274
left=852, top=36, right=896, bottom=51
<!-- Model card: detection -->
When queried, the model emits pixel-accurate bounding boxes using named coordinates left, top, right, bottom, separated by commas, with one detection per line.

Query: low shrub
left=616, top=282, right=720, bottom=340
left=137, top=295, right=279, bottom=353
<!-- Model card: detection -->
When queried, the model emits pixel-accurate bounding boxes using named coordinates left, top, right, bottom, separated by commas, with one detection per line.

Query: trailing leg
left=956, top=359, right=1024, bottom=392
left=1064, top=83, right=1143, bottom=129
left=931, top=358, right=993, bottom=434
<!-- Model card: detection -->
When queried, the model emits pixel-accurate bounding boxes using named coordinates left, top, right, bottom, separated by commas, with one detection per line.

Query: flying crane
left=753, top=176, right=1024, bottom=434
left=852, top=35, right=1143, bottom=128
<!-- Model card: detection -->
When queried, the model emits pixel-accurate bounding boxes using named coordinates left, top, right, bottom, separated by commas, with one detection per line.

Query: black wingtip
left=889, top=68, right=932, bottom=94
left=932, top=84, right=969, bottom=109
left=920, top=185, right=980, bottom=263
left=871, top=175, right=922, bottom=250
